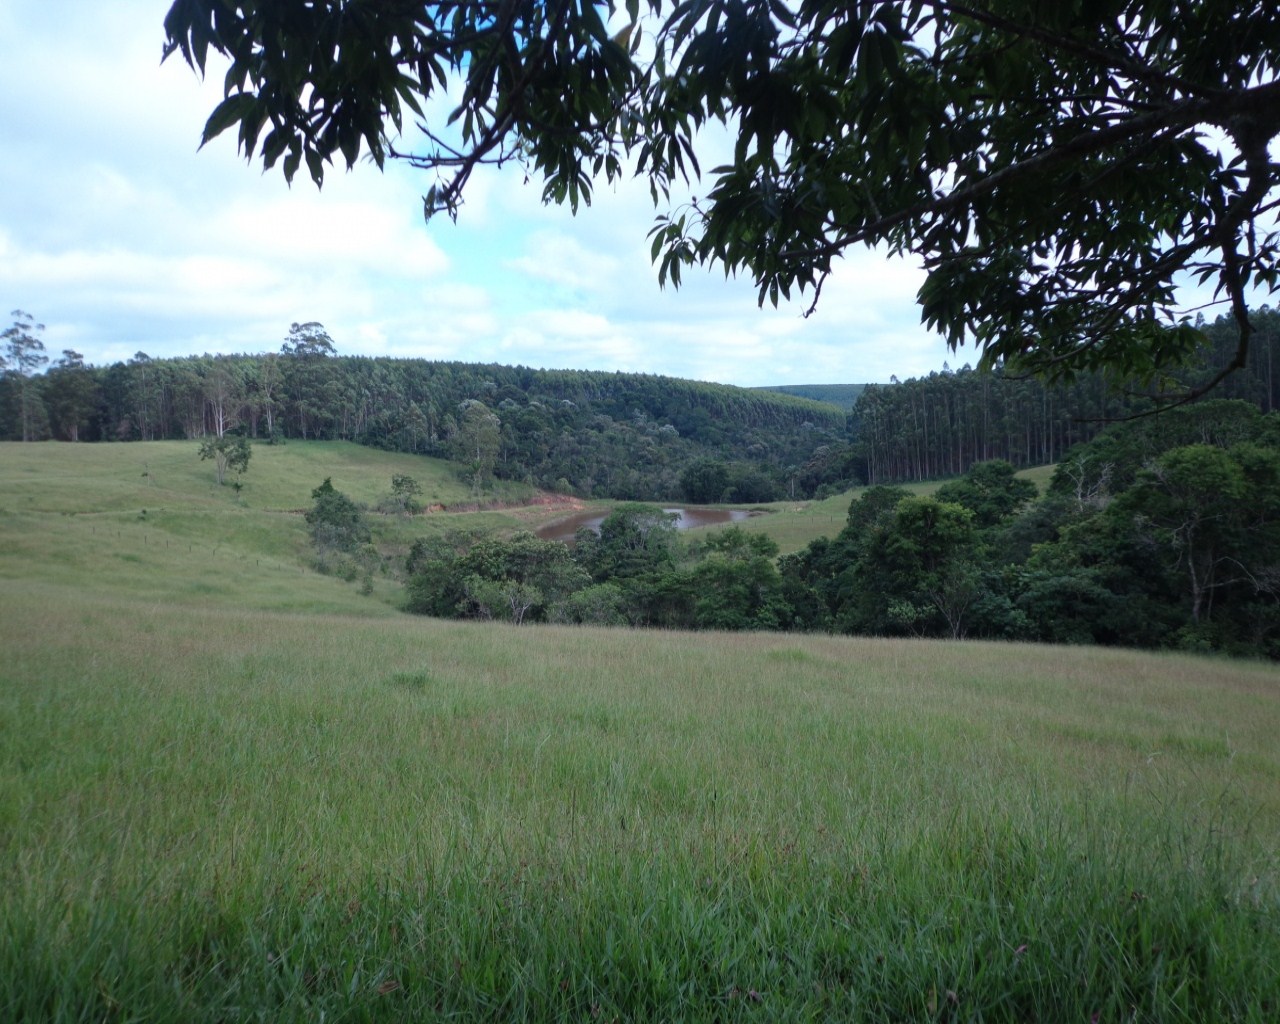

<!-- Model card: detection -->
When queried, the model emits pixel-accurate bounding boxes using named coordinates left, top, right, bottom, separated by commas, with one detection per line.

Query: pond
left=535, top=506, right=754, bottom=544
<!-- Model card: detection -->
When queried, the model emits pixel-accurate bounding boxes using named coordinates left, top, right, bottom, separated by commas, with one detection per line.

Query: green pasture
left=0, top=439, right=474, bottom=514
left=0, top=440, right=558, bottom=613
left=2, top=442, right=1277, bottom=1021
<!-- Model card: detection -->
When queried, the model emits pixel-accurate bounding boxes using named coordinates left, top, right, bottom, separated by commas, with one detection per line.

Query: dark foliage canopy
left=163, top=1, right=1280, bottom=392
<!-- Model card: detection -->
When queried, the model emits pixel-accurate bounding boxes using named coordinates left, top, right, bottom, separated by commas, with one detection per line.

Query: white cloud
left=0, top=0, right=956, bottom=387
left=505, top=232, right=622, bottom=292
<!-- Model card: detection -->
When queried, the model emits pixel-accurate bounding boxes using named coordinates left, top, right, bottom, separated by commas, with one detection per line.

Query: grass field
left=2, top=441, right=1278, bottom=1021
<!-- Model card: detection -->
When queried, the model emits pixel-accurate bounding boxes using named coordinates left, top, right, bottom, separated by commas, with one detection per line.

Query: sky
left=0, top=1, right=958, bottom=387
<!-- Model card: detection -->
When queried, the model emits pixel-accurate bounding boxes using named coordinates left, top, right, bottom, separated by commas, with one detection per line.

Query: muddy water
left=535, top=507, right=753, bottom=544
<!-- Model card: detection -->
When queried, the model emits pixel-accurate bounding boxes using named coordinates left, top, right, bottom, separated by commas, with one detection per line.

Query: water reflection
left=535, top=507, right=752, bottom=544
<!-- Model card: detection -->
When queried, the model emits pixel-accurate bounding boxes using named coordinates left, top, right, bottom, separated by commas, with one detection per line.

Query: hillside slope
left=1, top=439, right=1278, bottom=1020
left=756, top=382, right=866, bottom=409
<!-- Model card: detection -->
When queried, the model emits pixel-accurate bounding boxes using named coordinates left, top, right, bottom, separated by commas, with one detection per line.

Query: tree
left=408, top=531, right=590, bottom=623
left=165, top=2, right=1280, bottom=392
left=935, top=460, right=1038, bottom=529
left=281, top=322, right=337, bottom=439
left=126, top=351, right=161, bottom=441
left=576, top=503, right=680, bottom=581
left=305, top=477, right=370, bottom=551
left=44, top=350, right=97, bottom=442
left=679, top=458, right=729, bottom=504
left=281, top=321, right=336, bottom=359
left=198, top=434, right=252, bottom=486
left=450, top=399, right=501, bottom=493
left=386, top=473, right=423, bottom=515
left=204, top=357, right=242, bottom=437
left=254, top=351, right=282, bottom=438
left=689, top=527, right=790, bottom=630
left=1117, top=443, right=1280, bottom=625
left=2, top=310, right=48, bottom=441
left=860, top=496, right=982, bottom=638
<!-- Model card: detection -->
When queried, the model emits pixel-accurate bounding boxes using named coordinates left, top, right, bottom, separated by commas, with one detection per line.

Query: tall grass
left=2, top=588, right=1277, bottom=1021
left=2, top=443, right=1276, bottom=1020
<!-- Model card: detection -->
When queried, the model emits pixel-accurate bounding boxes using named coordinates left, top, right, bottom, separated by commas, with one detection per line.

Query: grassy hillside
left=0, top=439, right=475, bottom=514
left=2, top=442, right=1278, bottom=1021
left=0, top=440, right=563, bottom=614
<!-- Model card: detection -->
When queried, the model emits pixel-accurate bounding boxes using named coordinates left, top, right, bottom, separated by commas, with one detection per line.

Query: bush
left=305, top=478, right=369, bottom=552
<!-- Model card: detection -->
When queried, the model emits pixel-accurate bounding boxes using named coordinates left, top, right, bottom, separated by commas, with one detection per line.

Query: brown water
left=535, top=507, right=753, bottom=544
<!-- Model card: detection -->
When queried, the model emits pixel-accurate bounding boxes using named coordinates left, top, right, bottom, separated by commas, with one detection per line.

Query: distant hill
left=1, top=355, right=849, bottom=502
left=754, top=383, right=865, bottom=410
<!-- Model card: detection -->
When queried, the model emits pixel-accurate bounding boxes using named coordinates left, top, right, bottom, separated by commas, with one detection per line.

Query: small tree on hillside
left=935, top=460, right=1038, bottom=529
left=306, top=477, right=369, bottom=551
left=198, top=434, right=252, bottom=486
left=387, top=473, right=423, bottom=515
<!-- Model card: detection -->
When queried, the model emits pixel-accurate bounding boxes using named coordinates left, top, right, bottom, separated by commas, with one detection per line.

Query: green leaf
left=201, top=94, right=255, bottom=147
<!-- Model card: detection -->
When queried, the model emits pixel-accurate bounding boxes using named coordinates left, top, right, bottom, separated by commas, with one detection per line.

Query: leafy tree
left=204, top=357, right=243, bottom=437
left=696, top=524, right=779, bottom=562
left=679, top=458, right=729, bottom=504
left=43, top=350, right=97, bottom=442
left=450, top=400, right=501, bottom=493
left=253, top=351, right=283, bottom=438
left=576, top=503, right=680, bottom=581
left=1012, top=566, right=1126, bottom=647
left=689, top=528, right=790, bottom=630
left=409, top=531, right=589, bottom=623
left=722, top=463, right=781, bottom=504
left=2, top=310, right=48, bottom=441
left=846, top=486, right=915, bottom=533
left=281, top=322, right=337, bottom=439
left=935, top=460, right=1038, bottom=530
left=1019, top=510, right=1184, bottom=649
left=404, top=534, right=471, bottom=617
left=305, top=477, right=369, bottom=551
left=165, top=2, right=1280, bottom=390
left=1116, top=443, right=1280, bottom=626
left=774, top=485, right=912, bottom=631
left=547, top=582, right=630, bottom=626
left=125, top=352, right=162, bottom=440
left=400, top=400, right=430, bottom=453
left=385, top=474, right=423, bottom=515
left=859, top=497, right=982, bottom=638
left=198, top=434, right=252, bottom=486
left=281, top=321, right=336, bottom=359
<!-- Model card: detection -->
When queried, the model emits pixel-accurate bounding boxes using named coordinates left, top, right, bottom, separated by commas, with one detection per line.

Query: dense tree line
left=849, top=365, right=1136, bottom=485
left=8, top=309, right=1280, bottom=502
left=796, top=400, right=1280, bottom=657
left=755, top=384, right=865, bottom=410
left=404, top=506, right=792, bottom=632
left=405, top=400, right=1280, bottom=659
left=845, top=308, right=1280, bottom=486
left=0, top=341, right=844, bottom=501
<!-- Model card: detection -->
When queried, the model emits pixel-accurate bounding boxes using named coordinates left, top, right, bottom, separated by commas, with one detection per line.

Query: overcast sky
left=0, top=1, right=960, bottom=387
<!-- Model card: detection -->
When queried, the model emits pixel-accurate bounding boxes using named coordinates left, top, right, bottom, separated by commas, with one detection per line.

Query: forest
left=6, top=308, right=1280, bottom=660
left=0, top=326, right=843, bottom=502
left=371, top=399, right=1278, bottom=659
left=4, top=308, right=1280, bottom=504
